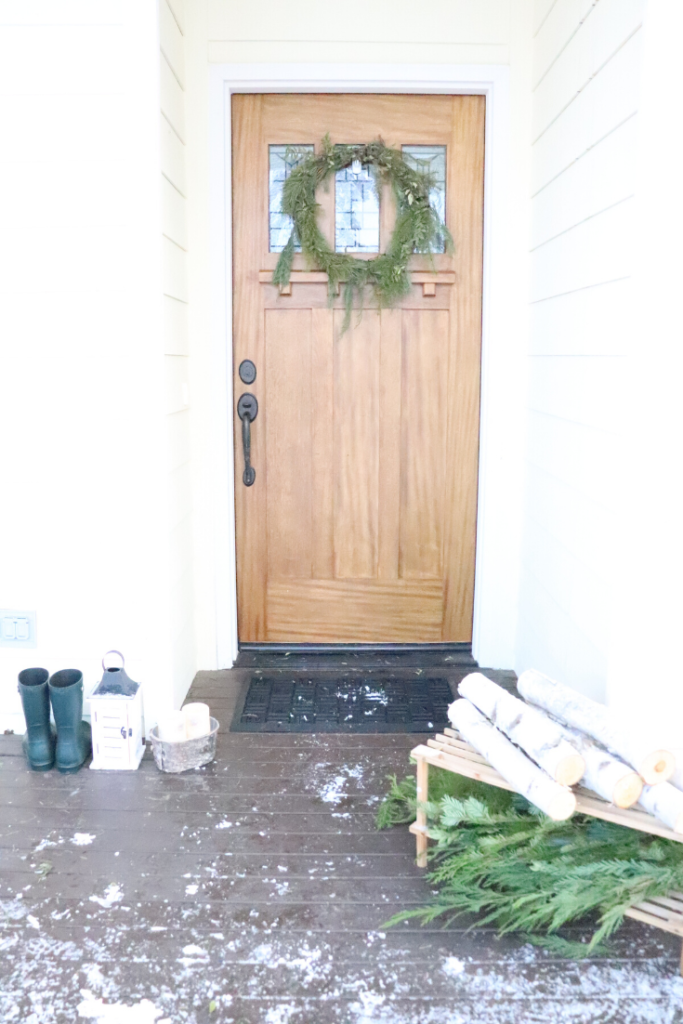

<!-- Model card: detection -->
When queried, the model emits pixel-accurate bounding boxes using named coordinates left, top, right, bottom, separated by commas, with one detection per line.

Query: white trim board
left=208, top=63, right=522, bottom=669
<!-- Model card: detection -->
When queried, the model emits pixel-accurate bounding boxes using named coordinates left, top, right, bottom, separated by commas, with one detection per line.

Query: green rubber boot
left=18, top=668, right=55, bottom=771
left=49, top=669, right=92, bottom=773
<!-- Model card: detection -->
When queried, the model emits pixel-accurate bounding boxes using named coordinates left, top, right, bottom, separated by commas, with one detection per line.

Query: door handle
left=237, top=393, right=258, bottom=487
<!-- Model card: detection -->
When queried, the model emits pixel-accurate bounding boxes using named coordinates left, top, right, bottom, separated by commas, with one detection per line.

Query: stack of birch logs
left=448, top=670, right=683, bottom=832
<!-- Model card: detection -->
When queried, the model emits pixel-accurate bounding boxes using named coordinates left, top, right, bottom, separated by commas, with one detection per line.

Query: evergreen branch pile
left=377, top=771, right=683, bottom=956
left=273, top=136, right=452, bottom=332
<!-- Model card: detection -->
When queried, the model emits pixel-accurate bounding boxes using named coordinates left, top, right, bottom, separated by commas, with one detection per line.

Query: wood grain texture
left=400, top=309, right=448, bottom=581
left=232, top=94, right=485, bottom=642
left=377, top=310, right=402, bottom=580
left=441, top=95, right=485, bottom=640
left=311, top=308, right=335, bottom=579
left=334, top=309, right=380, bottom=579
left=265, top=308, right=312, bottom=578
left=266, top=579, right=444, bottom=642
left=233, top=95, right=267, bottom=639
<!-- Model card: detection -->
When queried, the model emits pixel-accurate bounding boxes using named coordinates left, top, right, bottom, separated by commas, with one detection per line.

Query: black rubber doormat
left=231, top=676, right=454, bottom=733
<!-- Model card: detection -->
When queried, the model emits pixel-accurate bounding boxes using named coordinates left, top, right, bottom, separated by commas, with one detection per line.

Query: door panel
left=400, top=310, right=449, bottom=581
left=232, top=94, right=485, bottom=643
left=334, top=311, right=380, bottom=579
left=266, top=579, right=444, bottom=644
left=264, top=308, right=313, bottom=579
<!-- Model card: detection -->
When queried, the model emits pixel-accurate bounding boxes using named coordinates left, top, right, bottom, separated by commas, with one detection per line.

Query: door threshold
left=235, top=642, right=478, bottom=671
left=238, top=642, right=473, bottom=655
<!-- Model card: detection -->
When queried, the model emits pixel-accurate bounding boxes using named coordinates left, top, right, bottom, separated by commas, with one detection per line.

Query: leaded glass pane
left=269, top=144, right=314, bottom=252
left=335, top=158, right=380, bottom=253
left=402, top=145, right=447, bottom=253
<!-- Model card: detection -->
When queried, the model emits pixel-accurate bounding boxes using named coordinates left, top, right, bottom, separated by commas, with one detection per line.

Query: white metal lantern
left=89, top=650, right=145, bottom=771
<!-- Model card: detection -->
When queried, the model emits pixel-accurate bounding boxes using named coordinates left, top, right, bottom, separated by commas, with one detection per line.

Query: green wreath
left=273, top=135, right=452, bottom=331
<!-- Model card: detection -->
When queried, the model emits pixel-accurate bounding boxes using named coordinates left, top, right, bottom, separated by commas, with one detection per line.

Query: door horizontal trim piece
left=257, top=271, right=456, bottom=283
left=257, top=269, right=455, bottom=297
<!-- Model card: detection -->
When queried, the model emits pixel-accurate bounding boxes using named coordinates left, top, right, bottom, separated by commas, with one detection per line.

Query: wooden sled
left=410, top=728, right=683, bottom=973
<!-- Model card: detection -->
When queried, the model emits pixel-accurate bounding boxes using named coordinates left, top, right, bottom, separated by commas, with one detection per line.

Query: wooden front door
left=232, top=94, right=485, bottom=643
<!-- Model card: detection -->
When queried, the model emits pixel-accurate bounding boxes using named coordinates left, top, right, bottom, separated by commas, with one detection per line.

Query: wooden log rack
left=410, top=728, right=683, bottom=973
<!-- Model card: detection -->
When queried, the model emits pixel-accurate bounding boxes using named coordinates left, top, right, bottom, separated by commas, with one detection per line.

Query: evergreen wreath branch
left=272, top=135, right=453, bottom=332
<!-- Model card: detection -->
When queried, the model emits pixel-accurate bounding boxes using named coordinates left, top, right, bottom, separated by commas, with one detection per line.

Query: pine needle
left=379, top=770, right=683, bottom=956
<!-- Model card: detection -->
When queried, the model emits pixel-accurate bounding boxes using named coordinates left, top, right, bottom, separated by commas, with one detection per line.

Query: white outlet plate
left=0, top=609, right=37, bottom=648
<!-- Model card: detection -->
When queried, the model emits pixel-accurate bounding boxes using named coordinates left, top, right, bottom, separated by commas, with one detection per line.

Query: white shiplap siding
left=518, top=0, right=645, bottom=699
left=160, top=0, right=195, bottom=708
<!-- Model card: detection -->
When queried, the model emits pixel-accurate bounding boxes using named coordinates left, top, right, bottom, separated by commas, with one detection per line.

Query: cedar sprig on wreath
left=272, top=135, right=453, bottom=332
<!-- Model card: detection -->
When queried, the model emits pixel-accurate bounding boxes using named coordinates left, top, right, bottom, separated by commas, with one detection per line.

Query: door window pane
left=269, top=144, right=314, bottom=252
left=402, top=145, right=447, bottom=253
left=335, top=158, right=380, bottom=253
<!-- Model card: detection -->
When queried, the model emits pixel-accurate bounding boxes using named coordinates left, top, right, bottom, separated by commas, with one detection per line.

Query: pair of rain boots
left=18, top=668, right=91, bottom=773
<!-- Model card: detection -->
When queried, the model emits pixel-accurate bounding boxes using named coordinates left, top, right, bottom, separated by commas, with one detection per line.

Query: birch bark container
left=150, top=717, right=219, bottom=773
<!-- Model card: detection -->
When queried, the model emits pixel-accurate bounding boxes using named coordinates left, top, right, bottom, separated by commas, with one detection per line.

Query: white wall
left=159, top=0, right=196, bottom=707
left=516, top=0, right=645, bottom=699
left=185, top=0, right=534, bottom=669
left=606, top=0, right=683, bottom=735
left=0, top=0, right=195, bottom=731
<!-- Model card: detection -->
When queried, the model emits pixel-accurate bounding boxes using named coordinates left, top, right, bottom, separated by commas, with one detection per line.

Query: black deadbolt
left=239, top=359, right=257, bottom=385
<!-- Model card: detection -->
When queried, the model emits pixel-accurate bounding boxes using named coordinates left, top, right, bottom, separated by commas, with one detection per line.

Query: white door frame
left=208, top=63, right=522, bottom=668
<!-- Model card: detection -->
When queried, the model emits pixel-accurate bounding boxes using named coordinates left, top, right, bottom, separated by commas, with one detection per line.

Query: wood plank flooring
left=1, top=659, right=682, bottom=1023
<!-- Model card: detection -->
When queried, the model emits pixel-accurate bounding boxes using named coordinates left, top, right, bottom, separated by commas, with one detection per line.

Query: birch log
left=517, top=670, right=674, bottom=786
left=458, top=673, right=585, bottom=786
left=448, top=699, right=576, bottom=821
left=559, top=726, right=643, bottom=808
left=638, top=782, right=683, bottom=833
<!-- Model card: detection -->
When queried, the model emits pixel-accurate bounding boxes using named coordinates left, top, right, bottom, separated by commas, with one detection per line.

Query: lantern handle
left=102, top=649, right=125, bottom=672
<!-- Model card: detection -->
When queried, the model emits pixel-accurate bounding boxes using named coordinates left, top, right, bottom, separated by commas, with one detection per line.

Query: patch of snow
left=442, top=957, right=465, bottom=977
left=181, top=944, right=207, bottom=957
left=184, top=884, right=198, bottom=896
left=347, top=990, right=387, bottom=1023
left=271, top=880, right=289, bottom=896
left=215, top=820, right=232, bottom=829
left=264, top=1003, right=298, bottom=1024
left=26, top=914, right=40, bottom=930
left=319, top=774, right=349, bottom=804
left=77, top=992, right=165, bottom=1023
left=315, top=762, right=366, bottom=806
left=89, top=884, right=123, bottom=909
left=176, top=937, right=208, bottom=962
left=250, top=943, right=274, bottom=963
left=82, top=964, right=106, bottom=989
left=34, top=837, right=59, bottom=852
left=71, top=833, right=96, bottom=846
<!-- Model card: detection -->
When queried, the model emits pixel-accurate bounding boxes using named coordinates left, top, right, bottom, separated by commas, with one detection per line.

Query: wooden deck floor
left=1, top=660, right=682, bottom=1023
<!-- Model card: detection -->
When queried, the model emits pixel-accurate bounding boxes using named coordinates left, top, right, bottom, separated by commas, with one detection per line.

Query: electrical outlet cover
left=0, top=610, right=37, bottom=648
